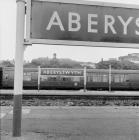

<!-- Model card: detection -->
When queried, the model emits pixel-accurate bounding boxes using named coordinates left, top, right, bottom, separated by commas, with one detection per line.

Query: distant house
left=80, top=62, right=96, bottom=68
left=119, top=53, right=139, bottom=64
left=108, top=58, right=117, bottom=61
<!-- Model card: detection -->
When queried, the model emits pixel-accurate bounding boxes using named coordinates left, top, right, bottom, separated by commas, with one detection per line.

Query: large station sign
left=26, top=0, right=139, bottom=48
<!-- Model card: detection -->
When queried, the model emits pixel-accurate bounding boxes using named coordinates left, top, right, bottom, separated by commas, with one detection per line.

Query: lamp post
left=13, top=0, right=26, bottom=137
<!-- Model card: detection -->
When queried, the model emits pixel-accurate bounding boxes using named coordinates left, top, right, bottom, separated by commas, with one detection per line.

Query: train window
left=87, top=75, right=100, bottom=82
left=102, top=75, right=108, bottom=82
left=62, top=77, right=66, bottom=81
left=62, top=77, right=70, bottom=81
left=113, top=74, right=127, bottom=83
left=47, top=76, right=57, bottom=81
left=23, top=72, right=31, bottom=81
left=94, top=75, right=101, bottom=82
left=87, top=75, right=94, bottom=82
left=53, top=77, right=57, bottom=81
left=87, top=77, right=91, bottom=82
left=73, top=77, right=80, bottom=82
left=87, top=74, right=108, bottom=82
left=23, top=76, right=31, bottom=81
left=40, top=75, right=48, bottom=81
left=71, top=77, right=74, bottom=81
left=80, top=77, right=84, bottom=81
left=24, top=72, right=31, bottom=76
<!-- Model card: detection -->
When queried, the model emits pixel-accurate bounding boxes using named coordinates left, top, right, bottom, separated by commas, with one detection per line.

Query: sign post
left=84, top=67, right=87, bottom=92
left=109, top=65, right=112, bottom=92
left=13, top=0, right=26, bottom=137
left=38, top=66, right=41, bottom=91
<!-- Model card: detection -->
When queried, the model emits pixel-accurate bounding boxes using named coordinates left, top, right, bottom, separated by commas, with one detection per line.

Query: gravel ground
left=1, top=98, right=139, bottom=106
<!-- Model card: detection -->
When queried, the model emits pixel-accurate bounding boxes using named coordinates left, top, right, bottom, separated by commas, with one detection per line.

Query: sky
left=0, top=0, right=139, bottom=63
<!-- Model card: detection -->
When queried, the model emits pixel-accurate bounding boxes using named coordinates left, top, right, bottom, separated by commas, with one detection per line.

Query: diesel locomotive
left=0, top=67, right=139, bottom=90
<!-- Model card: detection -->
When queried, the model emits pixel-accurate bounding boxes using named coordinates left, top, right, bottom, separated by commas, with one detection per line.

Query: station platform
left=0, top=89, right=139, bottom=96
left=1, top=106, right=139, bottom=140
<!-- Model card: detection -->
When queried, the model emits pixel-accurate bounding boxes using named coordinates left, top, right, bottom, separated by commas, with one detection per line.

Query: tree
left=0, top=60, right=14, bottom=67
left=96, top=60, right=139, bottom=70
left=29, top=57, right=82, bottom=68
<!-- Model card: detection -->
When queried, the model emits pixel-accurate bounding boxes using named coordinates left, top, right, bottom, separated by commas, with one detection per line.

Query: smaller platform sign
left=41, top=68, right=84, bottom=76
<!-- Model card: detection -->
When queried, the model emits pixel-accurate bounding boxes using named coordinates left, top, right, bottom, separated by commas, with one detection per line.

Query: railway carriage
left=0, top=67, right=139, bottom=90
left=86, top=69, right=139, bottom=90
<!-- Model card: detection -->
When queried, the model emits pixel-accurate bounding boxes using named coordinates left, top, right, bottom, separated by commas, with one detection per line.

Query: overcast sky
left=0, top=0, right=139, bottom=62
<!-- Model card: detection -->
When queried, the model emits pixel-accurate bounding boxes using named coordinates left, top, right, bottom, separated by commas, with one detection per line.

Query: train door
left=2, top=68, right=14, bottom=89
left=3, top=73, right=9, bottom=86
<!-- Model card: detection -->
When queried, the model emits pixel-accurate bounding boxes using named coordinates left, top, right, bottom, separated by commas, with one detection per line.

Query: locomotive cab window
left=31, top=72, right=38, bottom=80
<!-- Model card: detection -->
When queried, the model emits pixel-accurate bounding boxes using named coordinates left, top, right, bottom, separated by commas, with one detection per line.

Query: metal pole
left=38, top=66, right=41, bottom=91
left=84, top=67, right=87, bottom=92
left=13, top=0, right=25, bottom=137
left=109, top=64, right=111, bottom=92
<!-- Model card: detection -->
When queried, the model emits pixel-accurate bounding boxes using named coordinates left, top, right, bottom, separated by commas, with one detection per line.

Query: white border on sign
left=25, top=0, right=139, bottom=49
